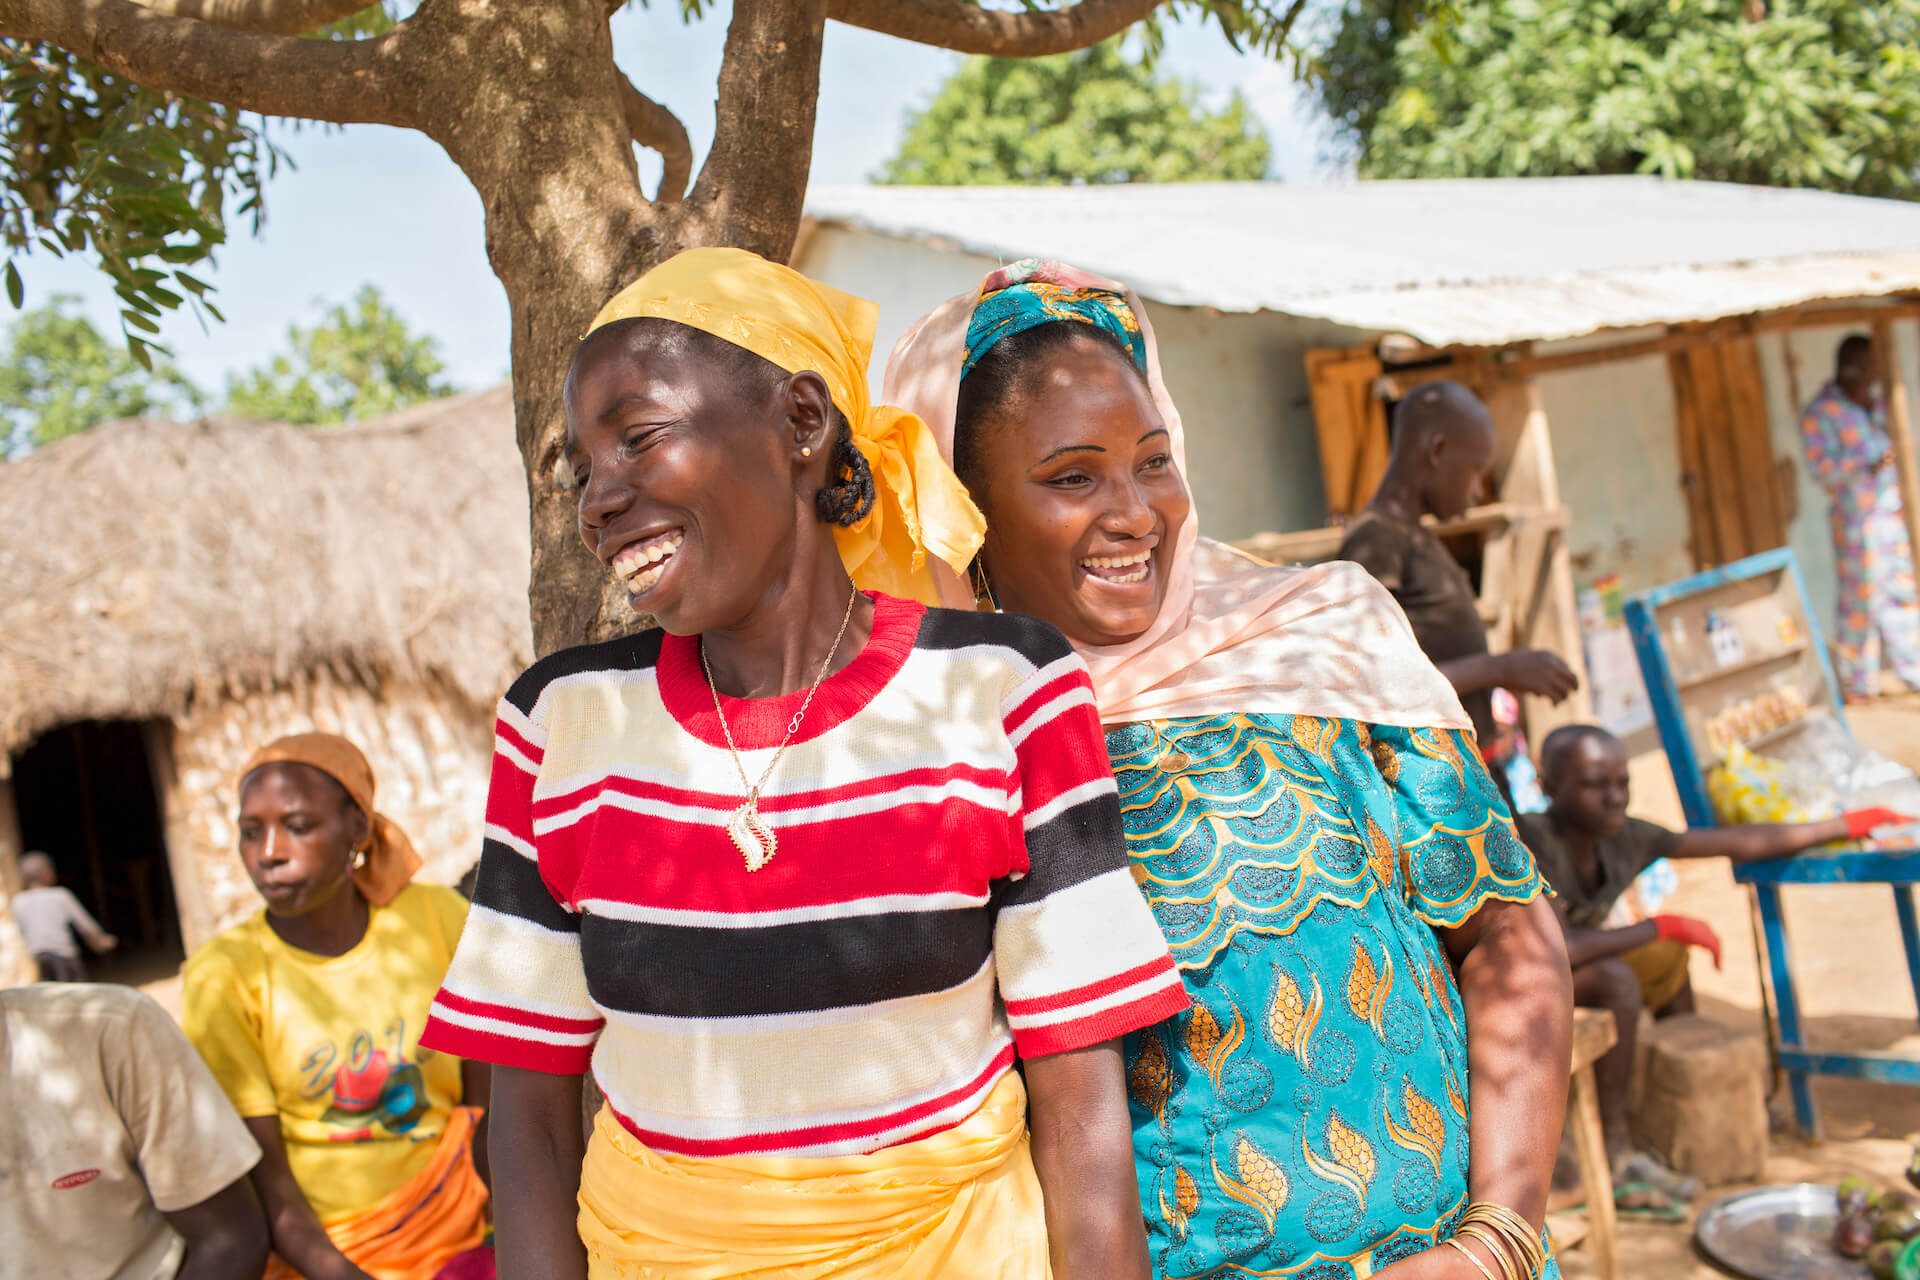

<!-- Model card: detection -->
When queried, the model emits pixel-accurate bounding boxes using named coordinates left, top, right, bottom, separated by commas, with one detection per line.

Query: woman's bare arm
left=460, top=1060, right=492, bottom=1191
left=1444, top=895, right=1572, bottom=1227
left=1374, top=896, right=1573, bottom=1280
left=489, top=1065, right=589, bottom=1280
left=1024, top=1041, right=1151, bottom=1280
left=241, top=1116, right=373, bottom=1280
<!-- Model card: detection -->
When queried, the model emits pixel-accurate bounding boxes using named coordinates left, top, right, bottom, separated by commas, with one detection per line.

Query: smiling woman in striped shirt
left=418, top=248, right=1187, bottom=1280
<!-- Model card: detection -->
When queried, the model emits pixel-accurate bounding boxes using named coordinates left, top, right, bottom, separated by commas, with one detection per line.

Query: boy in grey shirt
left=13, top=851, right=116, bottom=981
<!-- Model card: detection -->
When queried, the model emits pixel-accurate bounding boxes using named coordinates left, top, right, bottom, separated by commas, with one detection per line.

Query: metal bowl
left=1695, top=1184, right=1867, bottom=1280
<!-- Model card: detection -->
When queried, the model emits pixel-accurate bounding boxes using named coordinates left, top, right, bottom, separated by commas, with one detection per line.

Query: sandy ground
left=125, top=701, right=1920, bottom=1277
left=1555, top=696, right=1920, bottom=1278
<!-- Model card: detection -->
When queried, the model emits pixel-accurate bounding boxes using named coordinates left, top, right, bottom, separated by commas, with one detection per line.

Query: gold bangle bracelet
left=1446, top=1237, right=1501, bottom=1280
left=1455, top=1224, right=1524, bottom=1280
left=1459, top=1203, right=1545, bottom=1277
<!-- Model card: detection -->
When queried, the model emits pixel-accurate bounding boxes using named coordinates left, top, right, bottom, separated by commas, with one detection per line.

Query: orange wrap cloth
left=239, top=732, right=424, bottom=907
left=585, top=247, right=985, bottom=607
left=575, top=1071, right=1050, bottom=1279
left=263, top=1106, right=489, bottom=1280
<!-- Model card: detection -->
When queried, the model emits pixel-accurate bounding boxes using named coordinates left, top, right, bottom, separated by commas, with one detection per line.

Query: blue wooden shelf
left=1626, top=547, right=1920, bottom=1138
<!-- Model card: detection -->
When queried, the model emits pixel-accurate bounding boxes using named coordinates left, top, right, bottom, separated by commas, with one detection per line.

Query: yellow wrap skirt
left=576, top=1070, right=1051, bottom=1278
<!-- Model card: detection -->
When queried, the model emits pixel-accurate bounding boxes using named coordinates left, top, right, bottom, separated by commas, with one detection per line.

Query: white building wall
left=1531, top=329, right=1696, bottom=596
left=799, top=224, right=1920, bottom=601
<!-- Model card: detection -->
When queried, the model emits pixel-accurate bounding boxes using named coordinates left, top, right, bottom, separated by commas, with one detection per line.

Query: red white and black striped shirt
left=420, top=592, right=1186, bottom=1158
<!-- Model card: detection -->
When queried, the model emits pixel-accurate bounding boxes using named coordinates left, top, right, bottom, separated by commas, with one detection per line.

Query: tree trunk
left=415, top=0, right=828, bottom=654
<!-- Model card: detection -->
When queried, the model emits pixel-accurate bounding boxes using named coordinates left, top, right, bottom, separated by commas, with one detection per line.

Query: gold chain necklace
left=700, top=585, right=859, bottom=872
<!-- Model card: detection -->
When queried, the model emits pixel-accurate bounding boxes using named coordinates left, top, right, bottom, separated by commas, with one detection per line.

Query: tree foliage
left=224, top=284, right=455, bottom=425
left=0, top=294, right=202, bottom=452
left=0, top=7, right=398, bottom=366
left=0, top=0, right=1400, bottom=654
left=1317, top=0, right=1920, bottom=197
left=878, top=37, right=1270, bottom=185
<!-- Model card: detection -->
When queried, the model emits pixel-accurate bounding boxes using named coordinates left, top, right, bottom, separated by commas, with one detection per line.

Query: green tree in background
left=1315, top=0, right=1920, bottom=198
left=0, top=0, right=1397, bottom=653
left=225, top=284, right=456, bottom=426
left=0, top=295, right=202, bottom=453
left=878, top=38, right=1271, bottom=186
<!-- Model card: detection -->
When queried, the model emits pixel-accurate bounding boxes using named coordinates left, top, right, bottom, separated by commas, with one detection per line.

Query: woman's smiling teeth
left=1081, top=550, right=1152, bottom=584
left=612, top=530, right=684, bottom=594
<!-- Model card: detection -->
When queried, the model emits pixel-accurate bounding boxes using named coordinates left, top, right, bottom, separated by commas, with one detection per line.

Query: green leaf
left=5, top=261, right=21, bottom=309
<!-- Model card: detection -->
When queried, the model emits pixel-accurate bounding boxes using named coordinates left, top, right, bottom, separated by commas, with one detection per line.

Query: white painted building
left=797, top=177, right=1920, bottom=632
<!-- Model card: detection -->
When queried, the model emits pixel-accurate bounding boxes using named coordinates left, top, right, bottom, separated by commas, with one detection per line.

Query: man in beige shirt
left=0, top=983, right=268, bottom=1280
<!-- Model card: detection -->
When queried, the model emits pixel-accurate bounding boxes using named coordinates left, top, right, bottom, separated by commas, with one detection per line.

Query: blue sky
left=15, top=7, right=1342, bottom=393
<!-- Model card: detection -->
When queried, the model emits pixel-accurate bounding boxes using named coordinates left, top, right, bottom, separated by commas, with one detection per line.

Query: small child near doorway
left=13, top=851, right=117, bottom=981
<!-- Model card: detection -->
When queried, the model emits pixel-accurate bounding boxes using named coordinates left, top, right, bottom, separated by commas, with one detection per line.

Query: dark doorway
left=12, top=720, right=181, bottom=978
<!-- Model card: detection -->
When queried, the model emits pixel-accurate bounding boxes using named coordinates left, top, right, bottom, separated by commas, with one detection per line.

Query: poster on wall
left=1579, top=578, right=1655, bottom=739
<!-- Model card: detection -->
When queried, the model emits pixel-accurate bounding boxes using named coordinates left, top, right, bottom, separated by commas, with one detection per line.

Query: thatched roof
left=0, top=387, right=533, bottom=763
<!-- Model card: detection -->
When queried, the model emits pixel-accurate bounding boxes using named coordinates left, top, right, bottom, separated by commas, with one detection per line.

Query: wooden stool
left=1563, top=1007, right=1623, bottom=1280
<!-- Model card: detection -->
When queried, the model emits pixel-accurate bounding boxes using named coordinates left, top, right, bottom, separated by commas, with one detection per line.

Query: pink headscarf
left=879, top=261, right=1471, bottom=732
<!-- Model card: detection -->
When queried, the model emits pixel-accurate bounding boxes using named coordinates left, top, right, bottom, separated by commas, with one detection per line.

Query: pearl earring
left=801, top=446, right=813, bottom=457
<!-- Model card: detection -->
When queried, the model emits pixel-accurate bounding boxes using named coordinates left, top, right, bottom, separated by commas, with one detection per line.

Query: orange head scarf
left=238, top=733, right=423, bottom=907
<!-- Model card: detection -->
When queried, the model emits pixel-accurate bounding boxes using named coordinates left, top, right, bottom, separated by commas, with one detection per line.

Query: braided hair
left=814, top=412, right=876, bottom=527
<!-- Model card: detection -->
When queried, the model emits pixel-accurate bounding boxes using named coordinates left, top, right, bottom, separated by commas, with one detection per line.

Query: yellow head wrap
left=585, top=247, right=985, bottom=606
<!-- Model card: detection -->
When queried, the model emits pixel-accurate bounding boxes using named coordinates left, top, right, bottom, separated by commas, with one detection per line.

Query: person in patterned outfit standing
left=886, top=260, right=1574, bottom=1280
left=1801, top=333, right=1920, bottom=699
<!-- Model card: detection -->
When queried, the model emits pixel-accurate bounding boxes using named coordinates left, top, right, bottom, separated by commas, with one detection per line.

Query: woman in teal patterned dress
left=883, top=261, right=1574, bottom=1280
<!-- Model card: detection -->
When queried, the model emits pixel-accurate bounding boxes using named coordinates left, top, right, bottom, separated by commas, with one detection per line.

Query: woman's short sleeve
left=420, top=679, right=604, bottom=1074
left=1368, top=724, right=1545, bottom=929
left=989, top=618, right=1188, bottom=1058
left=180, top=939, right=278, bottom=1119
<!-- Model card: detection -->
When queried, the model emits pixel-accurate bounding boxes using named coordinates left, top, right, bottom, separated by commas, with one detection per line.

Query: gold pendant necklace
left=700, top=585, right=859, bottom=872
left=1150, top=720, right=1191, bottom=772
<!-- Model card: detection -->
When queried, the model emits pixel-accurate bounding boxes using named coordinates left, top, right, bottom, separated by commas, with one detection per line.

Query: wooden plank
left=1668, top=349, right=1720, bottom=567
left=1721, top=337, right=1786, bottom=554
left=1688, top=345, right=1752, bottom=564
left=1874, top=319, right=1920, bottom=582
left=1483, top=379, right=1593, bottom=741
left=1305, top=346, right=1385, bottom=520
left=1351, top=378, right=1391, bottom=513
left=1229, top=504, right=1569, bottom=567
left=1571, top=1006, right=1619, bottom=1071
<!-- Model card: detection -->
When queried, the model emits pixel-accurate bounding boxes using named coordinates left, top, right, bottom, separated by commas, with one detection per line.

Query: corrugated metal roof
left=803, top=178, right=1920, bottom=346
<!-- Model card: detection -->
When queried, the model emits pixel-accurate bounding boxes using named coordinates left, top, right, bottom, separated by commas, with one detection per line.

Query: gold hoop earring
left=969, top=557, right=998, bottom=612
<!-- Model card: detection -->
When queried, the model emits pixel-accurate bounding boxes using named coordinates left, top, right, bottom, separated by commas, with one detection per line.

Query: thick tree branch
left=618, top=73, right=690, bottom=204
left=827, top=0, right=1165, bottom=56
left=0, top=0, right=418, bottom=127
left=682, top=0, right=826, bottom=259
left=130, top=0, right=372, bottom=36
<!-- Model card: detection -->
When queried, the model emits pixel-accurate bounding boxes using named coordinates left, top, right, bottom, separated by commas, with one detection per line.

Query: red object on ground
left=1652, top=914, right=1723, bottom=969
left=434, top=1245, right=495, bottom=1280
left=1844, top=807, right=1919, bottom=840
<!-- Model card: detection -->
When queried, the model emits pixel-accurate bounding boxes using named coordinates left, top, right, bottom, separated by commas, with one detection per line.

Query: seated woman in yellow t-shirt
left=183, top=733, right=490, bottom=1280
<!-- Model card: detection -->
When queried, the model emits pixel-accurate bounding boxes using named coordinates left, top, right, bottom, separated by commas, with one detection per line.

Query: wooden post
left=1873, top=319, right=1920, bottom=567
left=1480, top=378, right=1594, bottom=744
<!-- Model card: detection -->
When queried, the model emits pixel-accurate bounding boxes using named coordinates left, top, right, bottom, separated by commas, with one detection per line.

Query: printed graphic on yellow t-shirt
left=304, top=1016, right=436, bottom=1139
left=182, top=882, right=470, bottom=1222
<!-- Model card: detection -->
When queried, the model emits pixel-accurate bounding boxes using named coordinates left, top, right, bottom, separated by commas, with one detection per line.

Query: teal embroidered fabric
left=1110, top=713, right=1555, bottom=1280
